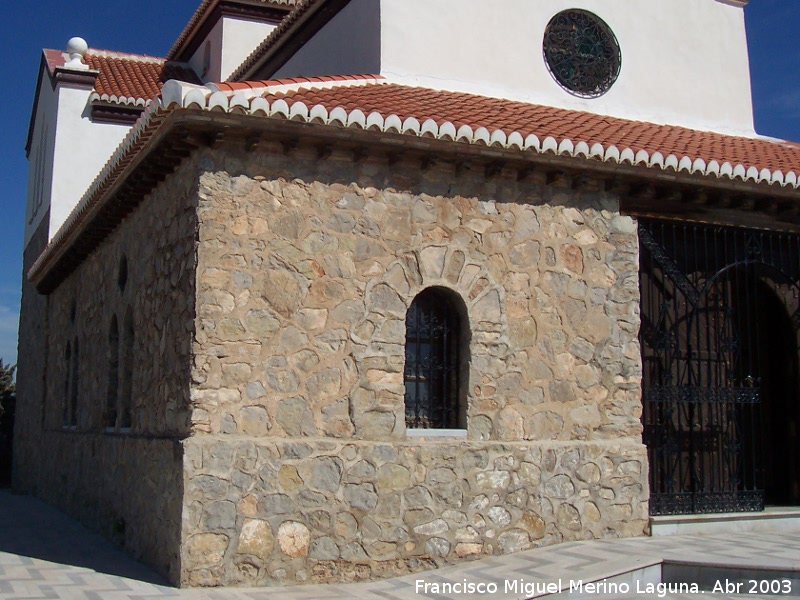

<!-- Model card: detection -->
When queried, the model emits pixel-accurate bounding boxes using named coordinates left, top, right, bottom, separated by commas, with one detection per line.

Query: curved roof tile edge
left=28, top=78, right=800, bottom=286
left=169, top=81, right=800, bottom=188
left=209, top=74, right=384, bottom=95
left=89, top=92, right=152, bottom=107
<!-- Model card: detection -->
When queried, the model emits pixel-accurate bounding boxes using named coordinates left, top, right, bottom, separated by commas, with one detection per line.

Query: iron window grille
left=543, top=9, right=622, bottom=98
left=404, top=288, right=461, bottom=429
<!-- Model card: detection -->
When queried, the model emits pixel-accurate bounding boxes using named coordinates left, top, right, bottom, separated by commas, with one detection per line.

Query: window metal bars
left=543, top=9, right=622, bottom=98
left=404, top=290, right=460, bottom=429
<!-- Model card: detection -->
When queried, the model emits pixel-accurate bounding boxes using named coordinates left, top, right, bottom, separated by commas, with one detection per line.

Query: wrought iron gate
left=639, top=219, right=800, bottom=515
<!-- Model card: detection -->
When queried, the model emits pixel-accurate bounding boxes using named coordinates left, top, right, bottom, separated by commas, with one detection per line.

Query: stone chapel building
left=15, top=0, right=800, bottom=588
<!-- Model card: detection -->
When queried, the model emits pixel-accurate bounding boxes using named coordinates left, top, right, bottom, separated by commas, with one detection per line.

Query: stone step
left=650, top=507, right=800, bottom=536
left=540, top=561, right=800, bottom=600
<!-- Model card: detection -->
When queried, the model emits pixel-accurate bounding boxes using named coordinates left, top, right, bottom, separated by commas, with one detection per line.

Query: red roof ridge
left=42, top=47, right=183, bottom=73
left=85, top=49, right=169, bottom=64
left=210, top=74, right=383, bottom=93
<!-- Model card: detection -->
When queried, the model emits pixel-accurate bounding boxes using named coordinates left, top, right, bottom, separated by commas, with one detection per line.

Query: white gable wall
left=271, top=0, right=754, bottom=136
left=222, top=18, right=279, bottom=81
left=272, top=0, right=381, bottom=79
left=25, top=74, right=131, bottom=247
left=191, top=17, right=279, bottom=82
left=25, top=77, right=58, bottom=246
left=380, top=0, right=754, bottom=135
left=189, top=20, right=224, bottom=82
left=49, top=84, right=130, bottom=242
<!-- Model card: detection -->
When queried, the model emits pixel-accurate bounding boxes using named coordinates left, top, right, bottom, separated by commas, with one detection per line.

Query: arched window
left=63, top=342, right=71, bottom=427
left=202, top=40, right=212, bottom=77
left=69, top=339, right=79, bottom=428
left=120, top=307, right=134, bottom=430
left=117, top=255, right=128, bottom=293
left=106, top=316, right=119, bottom=429
left=404, top=288, right=465, bottom=429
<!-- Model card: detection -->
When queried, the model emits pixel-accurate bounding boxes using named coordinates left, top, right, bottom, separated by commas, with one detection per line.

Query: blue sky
left=0, top=1, right=799, bottom=368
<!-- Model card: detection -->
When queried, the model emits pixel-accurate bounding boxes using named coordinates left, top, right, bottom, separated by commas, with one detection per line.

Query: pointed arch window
left=120, top=307, right=134, bottom=430
left=62, top=342, right=72, bottom=427
left=67, top=339, right=79, bottom=428
left=105, top=316, right=119, bottom=430
left=105, top=309, right=133, bottom=432
left=404, top=288, right=465, bottom=430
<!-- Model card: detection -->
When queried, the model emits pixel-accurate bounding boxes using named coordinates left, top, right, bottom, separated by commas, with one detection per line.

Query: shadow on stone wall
left=0, top=394, right=13, bottom=488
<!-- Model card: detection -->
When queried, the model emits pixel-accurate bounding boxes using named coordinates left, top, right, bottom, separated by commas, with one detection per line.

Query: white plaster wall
left=190, top=18, right=278, bottom=83
left=25, top=79, right=58, bottom=246
left=189, top=20, right=224, bottom=82
left=378, top=0, right=755, bottom=135
left=267, top=0, right=753, bottom=134
left=273, top=0, right=380, bottom=79
left=49, top=84, right=130, bottom=241
left=221, top=18, right=278, bottom=81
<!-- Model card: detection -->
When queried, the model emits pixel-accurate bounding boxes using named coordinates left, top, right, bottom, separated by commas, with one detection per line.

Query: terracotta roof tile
left=43, top=48, right=201, bottom=105
left=212, top=74, right=383, bottom=93
left=255, top=81, right=800, bottom=173
left=85, top=51, right=201, bottom=104
left=29, top=75, right=800, bottom=292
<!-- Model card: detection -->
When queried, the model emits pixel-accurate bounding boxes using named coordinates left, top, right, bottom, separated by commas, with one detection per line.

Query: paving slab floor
left=0, top=489, right=797, bottom=600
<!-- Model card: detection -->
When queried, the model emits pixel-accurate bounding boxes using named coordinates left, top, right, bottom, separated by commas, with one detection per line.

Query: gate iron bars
left=639, top=219, right=800, bottom=515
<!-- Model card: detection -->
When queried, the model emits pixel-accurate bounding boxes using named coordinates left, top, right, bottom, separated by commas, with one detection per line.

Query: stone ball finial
left=65, top=37, right=89, bottom=69
left=66, top=37, right=88, bottom=57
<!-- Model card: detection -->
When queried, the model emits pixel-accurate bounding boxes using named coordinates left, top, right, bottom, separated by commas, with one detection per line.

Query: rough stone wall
left=184, top=145, right=647, bottom=586
left=14, top=156, right=201, bottom=583
left=13, top=213, right=51, bottom=493
left=183, top=437, right=646, bottom=586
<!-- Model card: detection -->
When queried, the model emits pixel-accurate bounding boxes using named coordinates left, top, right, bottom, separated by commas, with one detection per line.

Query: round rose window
left=543, top=10, right=621, bottom=98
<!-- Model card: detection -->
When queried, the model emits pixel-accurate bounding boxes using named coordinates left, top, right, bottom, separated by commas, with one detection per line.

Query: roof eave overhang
left=28, top=108, right=800, bottom=294
left=52, top=66, right=100, bottom=87
left=90, top=102, right=146, bottom=125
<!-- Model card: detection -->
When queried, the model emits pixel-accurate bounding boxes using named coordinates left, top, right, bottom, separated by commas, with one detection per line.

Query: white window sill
left=406, top=429, right=467, bottom=439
